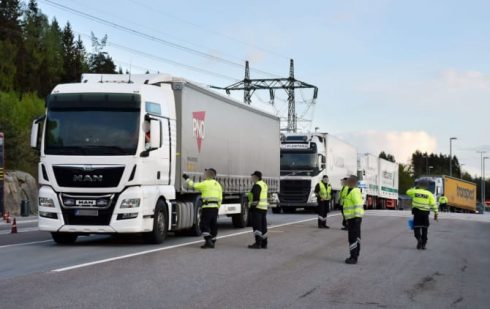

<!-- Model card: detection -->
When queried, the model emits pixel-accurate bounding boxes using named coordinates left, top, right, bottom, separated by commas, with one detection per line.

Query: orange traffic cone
left=11, top=218, right=17, bottom=234
left=6, top=212, right=10, bottom=224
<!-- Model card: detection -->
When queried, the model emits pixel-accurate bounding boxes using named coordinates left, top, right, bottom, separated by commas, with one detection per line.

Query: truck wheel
left=189, top=198, right=203, bottom=236
left=144, top=200, right=168, bottom=244
left=51, top=232, right=78, bottom=245
left=232, top=195, right=249, bottom=228
left=272, top=206, right=282, bottom=214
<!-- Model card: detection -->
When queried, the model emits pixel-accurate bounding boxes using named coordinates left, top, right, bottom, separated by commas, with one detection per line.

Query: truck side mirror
left=319, top=154, right=326, bottom=169
left=150, top=119, right=161, bottom=149
left=30, top=116, right=45, bottom=149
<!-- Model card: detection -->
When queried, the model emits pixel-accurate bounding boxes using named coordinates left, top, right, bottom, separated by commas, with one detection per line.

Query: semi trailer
left=358, top=154, right=399, bottom=209
left=414, top=175, right=477, bottom=212
left=31, top=74, right=280, bottom=244
left=278, top=132, right=357, bottom=213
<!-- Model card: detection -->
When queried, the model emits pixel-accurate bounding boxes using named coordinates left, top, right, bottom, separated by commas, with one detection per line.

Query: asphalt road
left=0, top=210, right=489, bottom=308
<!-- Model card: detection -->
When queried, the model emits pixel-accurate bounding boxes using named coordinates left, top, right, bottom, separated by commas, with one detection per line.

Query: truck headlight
left=39, top=197, right=55, bottom=208
left=120, top=198, right=140, bottom=208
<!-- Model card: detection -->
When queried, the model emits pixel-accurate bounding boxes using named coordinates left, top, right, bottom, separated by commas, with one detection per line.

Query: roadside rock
left=3, top=170, right=38, bottom=216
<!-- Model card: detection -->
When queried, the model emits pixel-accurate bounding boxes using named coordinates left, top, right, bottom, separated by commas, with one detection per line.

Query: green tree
left=88, top=32, right=116, bottom=74
left=39, top=18, right=63, bottom=96
left=398, top=163, right=413, bottom=194
left=379, top=151, right=395, bottom=163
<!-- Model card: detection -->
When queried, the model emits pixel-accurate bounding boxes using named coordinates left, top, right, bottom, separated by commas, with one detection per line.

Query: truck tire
left=51, top=232, right=78, bottom=245
left=144, top=200, right=168, bottom=244
left=272, top=206, right=282, bottom=214
left=283, top=207, right=296, bottom=214
left=232, top=195, right=249, bottom=228
left=189, top=197, right=203, bottom=237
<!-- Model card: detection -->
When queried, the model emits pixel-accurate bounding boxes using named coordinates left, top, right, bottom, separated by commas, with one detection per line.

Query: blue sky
left=36, top=0, right=490, bottom=176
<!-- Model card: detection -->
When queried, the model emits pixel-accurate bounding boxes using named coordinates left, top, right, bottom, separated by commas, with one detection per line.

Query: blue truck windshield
left=45, top=93, right=141, bottom=156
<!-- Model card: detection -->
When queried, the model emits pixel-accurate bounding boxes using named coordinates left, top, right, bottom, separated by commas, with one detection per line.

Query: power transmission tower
left=211, top=59, right=318, bottom=132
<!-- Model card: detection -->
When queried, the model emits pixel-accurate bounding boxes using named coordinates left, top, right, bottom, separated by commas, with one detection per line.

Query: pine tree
left=88, top=32, right=116, bottom=74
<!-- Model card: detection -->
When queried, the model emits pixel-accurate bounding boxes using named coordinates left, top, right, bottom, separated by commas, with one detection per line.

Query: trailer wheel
left=144, top=200, right=168, bottom=244
left=189, top=198, right=203, bottom=236
left=232, top=195, right=249, bottom=228
left=51, top=232, right=78, bottom=245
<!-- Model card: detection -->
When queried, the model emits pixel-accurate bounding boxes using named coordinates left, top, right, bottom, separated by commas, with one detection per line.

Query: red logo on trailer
left=192, top=111, right=206, bottom=152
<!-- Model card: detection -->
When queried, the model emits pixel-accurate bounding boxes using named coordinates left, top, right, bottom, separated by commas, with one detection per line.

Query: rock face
left=3, top=170, right=38, bottom=216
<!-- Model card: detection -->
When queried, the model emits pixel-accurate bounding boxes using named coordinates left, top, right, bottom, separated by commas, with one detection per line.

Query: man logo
left=192, top=111, right=206, bottom=152
left=73, top=175, right=103, bottom=182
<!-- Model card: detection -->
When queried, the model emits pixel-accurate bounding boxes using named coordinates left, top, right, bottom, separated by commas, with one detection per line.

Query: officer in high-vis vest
left=183, top=168, right=223, bottom=249
left=407, top=181, right=438, bottom=250
left=315, top=175, right=332, bottom=229
left=343, top=175, right=365, bottom=264
left=339, top=177, right=349, bottom=230
left=438, top=195, right=448, bottom=212
left=248, top=171, right=269, bottom=249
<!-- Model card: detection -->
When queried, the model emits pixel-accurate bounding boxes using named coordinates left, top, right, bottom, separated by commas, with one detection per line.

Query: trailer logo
left=192, top=111, right=206, bottom=152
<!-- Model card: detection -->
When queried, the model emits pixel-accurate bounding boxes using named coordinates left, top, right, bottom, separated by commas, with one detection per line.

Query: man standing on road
left=343, top=175, right=364, bottom=264
left=315, top=175, right=332, bottom=229
left=339, top=178, right=349, bottom=230
left=438, top=195, right=448, bottom=212
left=183, top=168, right=223, bottom=249
left=407, top=182, right=438, bottom=250
left=248, top=171, right=269, bottom=249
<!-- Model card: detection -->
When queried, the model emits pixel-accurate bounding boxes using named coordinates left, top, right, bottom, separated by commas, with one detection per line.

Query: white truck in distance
left=358, top=154, right=399, bottom=209
left=278, top=132, right=357, bottom=213
left=31, top=74, right=280, bottom=244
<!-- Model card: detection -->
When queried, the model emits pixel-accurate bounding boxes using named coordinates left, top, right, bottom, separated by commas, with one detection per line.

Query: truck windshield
left=44, top=93, right=141, bottom=156
left=280, top=151, right=318, bottom=174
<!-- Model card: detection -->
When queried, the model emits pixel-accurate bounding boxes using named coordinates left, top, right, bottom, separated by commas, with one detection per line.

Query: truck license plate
left=75, top=209, right=98, bottom=216
left=76, top=199, right=96, bottom=207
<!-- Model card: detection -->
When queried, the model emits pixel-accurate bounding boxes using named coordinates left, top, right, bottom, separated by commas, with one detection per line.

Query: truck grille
left=279, top=179, right=311, bottom=204
left=53, top=165, right=125, bottom=188
left=60, top=193, right=119, bottom=226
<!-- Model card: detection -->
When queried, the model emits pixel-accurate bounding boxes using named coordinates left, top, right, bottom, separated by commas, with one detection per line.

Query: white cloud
left=338, top=130, right=438, bottom=164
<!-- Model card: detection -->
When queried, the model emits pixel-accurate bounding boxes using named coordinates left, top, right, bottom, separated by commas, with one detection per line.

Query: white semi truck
left=31, top=74, right=280, bottom=244
left=278, top=132, right=357, bottom=213
left=358, top=154, right=399, bottom=209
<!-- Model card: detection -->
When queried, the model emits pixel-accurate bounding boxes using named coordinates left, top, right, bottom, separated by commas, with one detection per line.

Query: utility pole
left=449, top=137, right=457, bottom=176
left=484, top=156, right=489, bottom=212
left=460, top=164, right=465, bottom=178
left=287, top=59, right=296, bottom=132
left=211, top=59, right=318, bottom=132
left=477, top=151, right=486, bottom=212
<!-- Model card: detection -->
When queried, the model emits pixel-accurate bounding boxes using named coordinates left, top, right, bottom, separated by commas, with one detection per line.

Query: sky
left=36, top=0, right=490, bottom=176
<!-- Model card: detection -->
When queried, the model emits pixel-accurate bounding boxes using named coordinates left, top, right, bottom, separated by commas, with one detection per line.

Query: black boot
left=416, top=238, right=422, bottom=250
left=345, top=257, right=358, bottom=264
left=421, top=241, right=427, bottom=250
left=248, top=235, right=262, bottom=249
left=261, top=238, right=268, bottom=249
left=201, top=236, right=215, bottom=249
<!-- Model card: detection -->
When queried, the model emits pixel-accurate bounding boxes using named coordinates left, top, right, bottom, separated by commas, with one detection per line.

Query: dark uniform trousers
left=412, top=208, right=430, bottom=245
left=317, top=200, right=330, bottom=223
left=200, top=208, right=219, bottom=241
left=250, top=208, right=268, bottom=240
left=347, top=218, right=362, bottom=259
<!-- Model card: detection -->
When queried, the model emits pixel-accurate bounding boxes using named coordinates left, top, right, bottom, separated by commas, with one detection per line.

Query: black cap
left=251, top=171, right=262, bottom=179
left=205, top=168, right=217, bottom=176
left=322, top=175, right=329, bottom=179
left=342, top=177, right=348, bottom=181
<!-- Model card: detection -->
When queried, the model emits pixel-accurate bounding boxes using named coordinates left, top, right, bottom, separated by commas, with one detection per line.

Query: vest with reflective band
left=340, top=185, right=349, bottom=206
left=256, top=180, right=269, bottom=210
left=187, top=179, right=223, bottom=208
left=318, top=182, right=332, bottom=201
left=438, top=196, right=448, bottom=204
left=343, top=187, right=365, bottom=219
left=406, top=188, right=437, bottom=213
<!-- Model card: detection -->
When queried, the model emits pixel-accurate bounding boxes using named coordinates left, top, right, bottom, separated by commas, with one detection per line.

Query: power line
left=40, top=0, right=282, bottom=78
left=126, top=0, right=290, bottom=61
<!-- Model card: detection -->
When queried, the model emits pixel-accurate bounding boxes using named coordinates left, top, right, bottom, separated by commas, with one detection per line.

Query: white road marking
left=0, top=239, right=53, bottom=249
left=52, top=215, right=339, bottom=273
